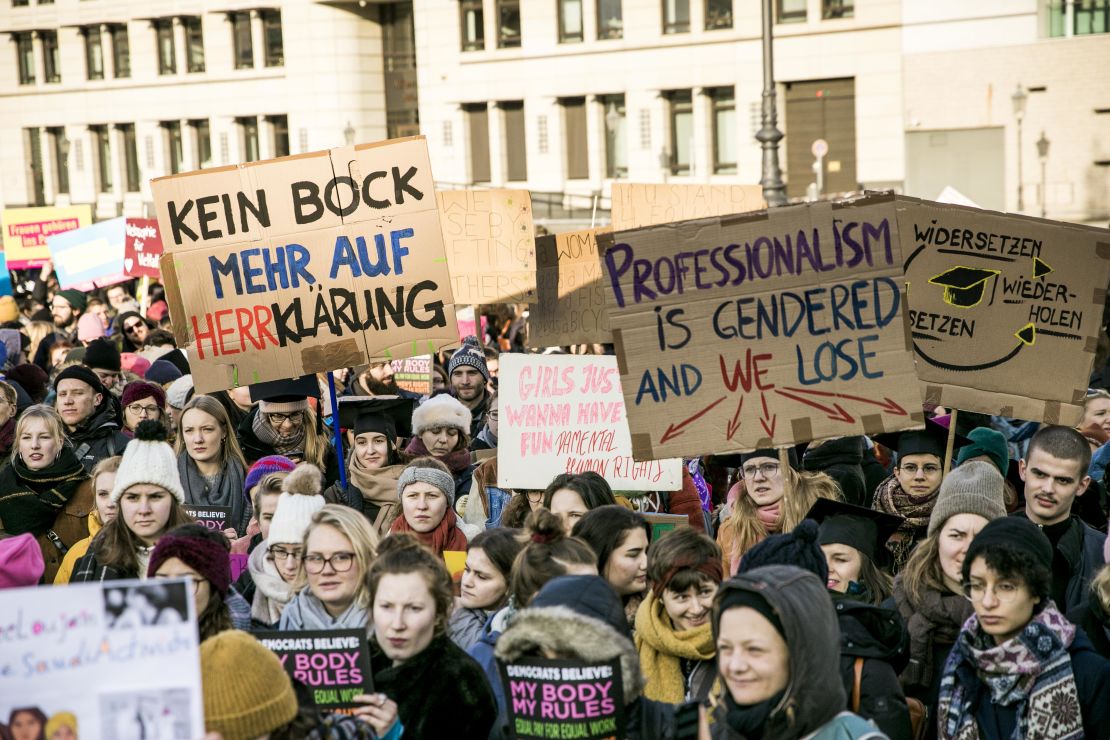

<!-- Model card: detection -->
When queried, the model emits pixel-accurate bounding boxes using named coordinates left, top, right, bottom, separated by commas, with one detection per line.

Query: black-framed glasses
left=898, top=463, right=941, bottom=476
left=268, top=546, right=303, bottom=563
left=153, top=574, right=206, bottom=593
left=266, top=412, right=304, bottom=427
left=740, top=462, right=781, bottom=479
left=126, top=403, right=162, bottom=417
left=303, top=551, right=355, bottom=574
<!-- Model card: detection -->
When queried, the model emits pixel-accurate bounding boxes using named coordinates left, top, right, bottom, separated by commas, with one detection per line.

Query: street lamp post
left=756, top=0, right=787, bottom=206
left=1036, top=130, right=1050, bottom=218
left=1011, top=83, right=1027, bottom=212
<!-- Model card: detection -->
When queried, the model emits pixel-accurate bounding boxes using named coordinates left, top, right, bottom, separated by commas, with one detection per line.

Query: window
left=41, top=30, right=60, bottom=83
left=185, top=17, right=204, bottom=72
left=13, top=0, right=30, bottom=6
left=25, top=128, right=44, bottom=206
left=47, top=127, right=69, bottom=194
left=111, top=24, right=130, bottom=78
left=496, top=0, right=521, bottom=47
left=84, top=26, right=104, bottom=80
left=777, top=0, right=806, bottom=23
left=189, top=119, right=211, bottom=169
left=706, top=0, right=733, bottom=29
left=16, top=32, right=34, bottom=85
left=710, top=87, right=736, bottom=174
left=663, top=0, right=690, bottom=34
left=464, top=104, right=491, bottom=183
left=562, top=97, right=588, bottom=179
left=268, top=114, right=289, bottom=157
left=559, top=0, right=583, bottom=42
left=597, top=0, right=623, bottom=39
left=155, top=20, right=175, bottom=75
left=238, top=116, right=259, bottom=162
left=262, top=10, right=283, bottom=66
left=1075, top=1, right=1110, bottom=35
left=666, top=90, right=693, bottom=175
left=118, top=124, right=140, bottom=192
left=163, top=121, right=183, bottom=174
left=90, top=125, right=113, bottom=192
left=822, top=0, right=853, bottom=19
left=460, top=0, right=484, bottom=51
left=601, top=94, right=627, bottom=178
left=502, top=102, right=527, bottom=181
left=232, top=13, right=253, bottom=69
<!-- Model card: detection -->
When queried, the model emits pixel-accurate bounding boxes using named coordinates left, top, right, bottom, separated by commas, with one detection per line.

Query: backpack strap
left=851, top=657, right=864, bottom=713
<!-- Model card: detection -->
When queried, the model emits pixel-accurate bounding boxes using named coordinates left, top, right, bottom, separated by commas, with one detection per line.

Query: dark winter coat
left=1068, top=600, right=1110, bottom=659
left=69, top=548, right=138, bottom=583
left=804, top=436, right=868, bottom=507
left=236, top=406, right=340, bottom=487
left=66, top=395, right=130, bottom=472
left=1013, top=511, right=1106, bottom=613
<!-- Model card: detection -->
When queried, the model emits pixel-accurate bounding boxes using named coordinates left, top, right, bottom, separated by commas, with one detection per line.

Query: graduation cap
left=872, top=417, right=969, bottom=462
left=248, top=375, right=320, bottom=404
left=928, top=266, right=1000, bottom=309
left=337, top=395, right=415, bottom=441
left=806, top=498, right=904, bottom=564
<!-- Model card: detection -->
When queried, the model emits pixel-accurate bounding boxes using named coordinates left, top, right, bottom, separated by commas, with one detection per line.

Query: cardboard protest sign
left=1, top=204, right=92, bottom=268
left=438, top=189, right=536, bottom=303
left=601, top=194, right=924, bottom=460
left=499, top=657, right=626, bottom=740
left=152, top=136, right=458, bottom=393
left=256, top=630, right=373, bottom=711
left=610, top=183, right=765, bottom=231
left=896, top=197, right=1110, bottom=424
left=125, top=218, right=165, bottom=278
left=497, top=353, right=682, bottom=490
left=47, top=217, right=130, bottom=289
left=183, top=504, right=231, bottom=532
left=643, top=512, right=689, bottom=541
left=529, top=228, right=613, bottom=347
left=456, top=305, right=488, bottom=342
left=390, top=354, right=433, bottom=395
left=0, top=578, right=203, bottom=737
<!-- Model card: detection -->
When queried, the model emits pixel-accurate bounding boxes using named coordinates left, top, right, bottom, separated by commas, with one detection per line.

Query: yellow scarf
left=634, top=591, right=716, bottom=703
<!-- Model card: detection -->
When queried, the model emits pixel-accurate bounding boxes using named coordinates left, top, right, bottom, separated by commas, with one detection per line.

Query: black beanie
left=54, top=364, right=106, bottom=395
left=716, top=585, right=784, bottom=638
left=963, top=516, right=1053, bottom=579
left=83, top=338, right=121, bottom=372
left=738, top=519, right=828, bottom=583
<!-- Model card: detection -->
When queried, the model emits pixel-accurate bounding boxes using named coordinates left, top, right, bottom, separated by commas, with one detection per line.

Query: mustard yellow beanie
left=200, top=630, right=298, bottom=740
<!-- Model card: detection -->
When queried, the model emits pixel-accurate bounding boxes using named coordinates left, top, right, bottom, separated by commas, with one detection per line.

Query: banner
left=610, top=183, right=765, bottom=231
left=601, top=194, right=923, bottom=460
left=437, top=189, right=536, bottom=303
left=497, top=353, right=682, bottom=490
left=1, top=205, right=92, bottom=268
left=498, top=657, right=626, bottom=740
left=152, top=136, right=459, bottom=393
left=0, top=253, right=12, bottom=297
left=0, top=578, right=204, bottom=739
left=47, top=217, right=130, bottom=289
left=390, top=354, right=432, bottom=395
left=897, top=197, right=1110, bottom=424
left=183, top=505, right=231, bottom=532
left=256, top=629, right=373, bottom=711
left=125, top=218, right=165, bottom=278
left=529, top=228, right=613, bottom=347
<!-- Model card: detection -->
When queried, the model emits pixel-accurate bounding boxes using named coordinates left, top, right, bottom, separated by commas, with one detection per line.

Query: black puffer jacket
left=803, top=436, right=868, bottom=506
left=66, top=395, right=130, bottom=473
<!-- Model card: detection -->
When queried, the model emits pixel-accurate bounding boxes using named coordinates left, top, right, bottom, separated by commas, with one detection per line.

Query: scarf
left=634, top=591, right=715, bottom=703
left=177, top=452, right=249, bottom=533
left=721, top=689, right=787, bottom=739
left=404, top=437, right=472, bottom=475
left=251, top=409, right=306, bottom=457
left=0, top=417, right=15, bottom=457
left=279, top=589, right=368, bottom=631
left=755, top=500, right=782, bottom=532
left=893, top=574, right=972, bottom=689
left=937, top=605, right=1082, bottom=740
left=347, top=457, right=405, bottom=535
left=0, top=445, right=87, bottom=535
left=247, top=540, right=296, bottom=626
left=390, top=505, right=468, bottom=556
left=67, top=397, right=123, bottom=444
left=873, top=474, right=937, bottom=570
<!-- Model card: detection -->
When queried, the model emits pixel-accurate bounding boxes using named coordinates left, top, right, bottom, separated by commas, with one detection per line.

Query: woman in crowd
left=0, top=405, right=91, bottom=582
left=237, top=376, right=340, bottom=486
left=0, top=380, right=18, bottom=460
left=469, top=393, right=497, bottom=451
left=448, top=527, right=525, bottom=650
left=368, top=534, right=497, bottom=740
left=634, top=527, right=722, bottom=703
left=938, top=517, right=1110, bottom=738
left=809, top=498, right=902, bottom=606
left=175, top=394, right=251, bottom=538
left=497, top=488, right=543, bottom=528
left=1079, top=388, right=1110, bottom=446
left=457, top=457, right=512, bottom=532
left=573, top=505, right=651, bottom=627
left=279, top=499, right=378, bottom=631
left=389, top=457, right=475, bottom=555
left=6, top=708, right=48, bottom=740
left=404, top=394, right=475, bottom=499
left=70, top=421, right=193, bottom=582
left=119, top=381, right=166, bottom=436
left=54, top=456, right=120, bottom=584
left=542, top=470, right=617, bottom=529
left=149, top=523, right=251, bottom=639
left=1068, top=540, right=1110, bottom=657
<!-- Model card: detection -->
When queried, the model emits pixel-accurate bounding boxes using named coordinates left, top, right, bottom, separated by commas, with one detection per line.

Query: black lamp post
left=1036, top=130, right=1050, bottom=218
left=1011, top=83, right=1027, bottom=212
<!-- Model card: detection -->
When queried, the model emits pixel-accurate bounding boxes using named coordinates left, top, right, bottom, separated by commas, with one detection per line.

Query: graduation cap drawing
left=928, top=266, right=1000, bottom=309
left=336, top=395, right=416, bottom=441
left=248, top=374, right=321, bottom=403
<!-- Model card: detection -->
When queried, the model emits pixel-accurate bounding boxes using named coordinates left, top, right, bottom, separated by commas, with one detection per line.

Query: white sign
left=811, top=138, right=829, bottom=158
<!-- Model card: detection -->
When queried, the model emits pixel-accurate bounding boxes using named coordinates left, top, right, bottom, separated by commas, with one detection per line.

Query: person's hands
left=350, top=693, right=399, bottom=736
left=222, top=528, right=238, bottom=540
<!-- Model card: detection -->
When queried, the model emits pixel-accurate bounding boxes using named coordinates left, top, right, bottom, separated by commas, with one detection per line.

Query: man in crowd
left=449, top=337, right=492, bottom=437
left=346, top=362, right=400, bottom=396
left=51, top=290, right=86, bottom=340
left=83, top=338, right=123, bottom=395
left=54, top=365, right=130, bottom=471
left=105, top=284, right=131, bottom=314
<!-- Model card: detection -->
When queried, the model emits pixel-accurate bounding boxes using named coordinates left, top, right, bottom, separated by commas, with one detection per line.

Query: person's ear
left=1018, top=458, right=1028, bottom=482
left=1076, top=475, right=1092, bottom=497
left=94, top=393, right=103, bottom=407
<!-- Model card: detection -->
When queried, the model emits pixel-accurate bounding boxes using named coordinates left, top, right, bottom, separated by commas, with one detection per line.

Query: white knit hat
left=267, top=463, right=325, bottom=545
left=110, top=421, right=185, bottom=503
left=412, top=394, right=472, bottom=436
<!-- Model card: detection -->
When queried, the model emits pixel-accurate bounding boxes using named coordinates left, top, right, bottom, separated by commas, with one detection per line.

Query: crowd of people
left=2, top=276, right=1110, bottom=740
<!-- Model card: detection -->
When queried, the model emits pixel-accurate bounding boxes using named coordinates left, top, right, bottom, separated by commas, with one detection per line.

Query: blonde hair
left=90, top=455, right=122, bottom=488
left=302, top=405, right=328, bottom=471
left=300, top=504, right=379, bottom=607
left=900, top=530, right=949, bottom=607
left=175, top=394, right=248, bottom=469
left=25, top=321, right=54, bottom=364
left=12, top=404, right=66, bottom=464
left=1091, top=563, right=1110, bottom=615
left=251, top=471, right=289, bottom=513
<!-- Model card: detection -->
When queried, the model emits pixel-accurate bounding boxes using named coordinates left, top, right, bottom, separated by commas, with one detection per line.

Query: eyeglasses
left=740, top=462, right=781, bottom=479
left=963, top=580, right=1024, bottom=604
left=303, top=551, right=355, bottom=574
left=124, top=321, right=144, bottom=334
left=153, top=574, right=206, bottom=593
left=267, top=546, right=303, bottom=563
left=898, top=463, right=942, bottom=476
left=266, top=412, right=304, bottom=428
left=127, top=403, right=161, bottom=417
left=488, top=411, right=499, bottom=421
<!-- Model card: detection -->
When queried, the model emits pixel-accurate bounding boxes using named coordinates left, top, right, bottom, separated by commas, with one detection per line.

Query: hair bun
left=523, top=508, right=566, bottom=544
left=134, top=419, right=169, bottom=442
left=794, top=518, right=819, bottom=542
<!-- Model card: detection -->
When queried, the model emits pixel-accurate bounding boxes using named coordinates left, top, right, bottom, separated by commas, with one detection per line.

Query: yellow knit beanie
left=45, top=712, right=78, bottom=737
left=200, top=630, right=298, bottom=740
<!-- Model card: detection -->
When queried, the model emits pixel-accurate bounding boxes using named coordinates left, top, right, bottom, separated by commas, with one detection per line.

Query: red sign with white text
left=124, top=218, right=164, bottom=278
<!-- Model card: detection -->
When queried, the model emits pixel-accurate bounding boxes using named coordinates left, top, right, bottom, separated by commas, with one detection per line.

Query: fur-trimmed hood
left=494, top=605, right=645, bottom=705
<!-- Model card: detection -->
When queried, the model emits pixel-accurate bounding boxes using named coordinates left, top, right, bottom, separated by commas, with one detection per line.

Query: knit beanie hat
left=927, top=460, right=1007, bottom=537
left=8, top=363, right=48, bottom=401
left=258, top=396, right=309, bottom=416
left=0, top=533, right=45, bottom=588
left=56, top=289, right=87, bottom=312
left=412, top=393, right=471, bottom=436
left=121, top=380, right=167, bottom=410
left=65, top=346, right=85, bottom=364
left=77, top=313, right=106, bottom=342
left=737, top=519, right=828, bottom=583
left=397, top=460, right=456, bottom=506
left=54, top=363, right=106, bottom=395
left=166, top=375, right=195, bottom=410
left=44, top=712, right=77, bottom=738
left=963, top=516, right=1053, bottom=579
left=146, top=359, right=183, bottom=385
left=244, top=454, right=297, bottom=496
left=955, top=427, right=1010, bottom=478
left=267, top=463, right=326, bottom=545
left=83, top=337, right=121, bottom=372
left=0, top=295, right=19, bottom=323
left=448, top=336, right=491, bottom=381
left=148, top=524, right=232, bottom=597
left=201, top=630, right=298, bottom=740
left=111, top=420, right=185, bottom=503
left=121, top=352, right=152, bottom=377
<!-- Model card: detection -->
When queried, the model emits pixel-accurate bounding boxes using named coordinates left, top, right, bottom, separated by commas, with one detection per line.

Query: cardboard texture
left=529, top=227, right=613, bottom=347
left=437, top=189, right=536, bottom=303
left=151, top=136, right=459, bottom=393
left=125, top=217, right=165, bottom=278
left=497, top=353, right=682, bottom=490
left=610, top=183, right=766, bottom=230
left=47, top=217, right=129, bottom=289
left=601, top=194, right=924, bottom=460
left=1, top=204, right=92, bottom=268
left=897, top=197, right=1110, bottom=424
left=643, top=512, right=689, bottom=540
left=390, top=354, right=433, bottom=395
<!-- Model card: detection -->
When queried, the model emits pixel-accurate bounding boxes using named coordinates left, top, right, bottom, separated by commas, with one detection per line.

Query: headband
left=397, top=466, right=456, bottom=505
left=652, top=556, right=724, bottom=598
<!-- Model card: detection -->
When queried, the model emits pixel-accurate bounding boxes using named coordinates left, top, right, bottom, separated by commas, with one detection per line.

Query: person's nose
left=980, top=586, right=999, bottom=610
left=724, top=650, right=748, bottom=676
left=390, top=609, right=406, bottom=632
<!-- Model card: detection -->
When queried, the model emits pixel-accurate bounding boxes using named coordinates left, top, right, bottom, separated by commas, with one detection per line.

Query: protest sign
left=643, top=512, right=689, bottom=541
left=600, top=194, right=924, bottom=460
left=390, top=354, right=433, bottom=395
left=497, top=353, right=682, bottom=490
left=47, top=217, right=130, bottom=289
left=438, top=189, right=536, bottom=303
left=1, top=204, right=92, bottom=268
left=529, top=228, right=613, bottom=347
left=455, top=305, right=488, bottom=342
left=183, top=505, right=231, bottom=532
left=896, top=197, right=1110, bottom=424
left=498, top=656, right=626, bottom=740
left=444, top=550, right=466, bottom=579
left=125, top=218, right=165, bottom=278
left=0, top=578, right=203, bottom=738
left=610, top=183, right=765, bottom=231
left=256, top=629, right=372, bottom=711
left=0, top=253, right=11, bottom=296
left=152, top=136, right=458, bottom=393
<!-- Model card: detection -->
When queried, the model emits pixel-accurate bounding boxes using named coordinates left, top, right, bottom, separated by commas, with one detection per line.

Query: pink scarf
left=755, top=501, right=782, bottom=532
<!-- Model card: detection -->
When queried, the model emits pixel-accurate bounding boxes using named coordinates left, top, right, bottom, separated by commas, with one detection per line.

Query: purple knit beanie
left=244, top=455, right=297, bottom=496
left=148, top=525, right=232, bottom=598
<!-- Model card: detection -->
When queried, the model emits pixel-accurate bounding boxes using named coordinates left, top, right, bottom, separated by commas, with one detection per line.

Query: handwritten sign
left=529, top=228, right=613, bottom=347
left=152, top=136, right=459, bottom=393
left=256, top=629, right=373, bottom=711
left=610, top=183, right=765, bottom=231
left=1, top=204, right=92, bottom=268
left=124, top=218, right=165, bottom=278
left=390, top=354, right=433, bottom=395
left=497, top=353, right=682, bottom=490
left=498, top=657, right=626, bottom=740
left=183, top=505, right=231, bottom=532
left=0, top=578, right=203, bottom=737
left=438, top=189, right=536, bottom=303
left=897, top=197, right=1110, bottom=424
left=601, top=194, right=924, bottom=460
left=47, top=217, right=130, bottom=290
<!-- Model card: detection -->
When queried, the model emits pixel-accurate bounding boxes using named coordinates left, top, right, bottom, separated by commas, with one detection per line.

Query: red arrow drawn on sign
left=775, top=388, right=855, bottom=424
left=660, top=396, right=727, bottom=445
left=781, top=387, right=907, bottom=416
left=759, top=392, right=777, bottom=438
left=726, top=397, right=745, bottom=440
